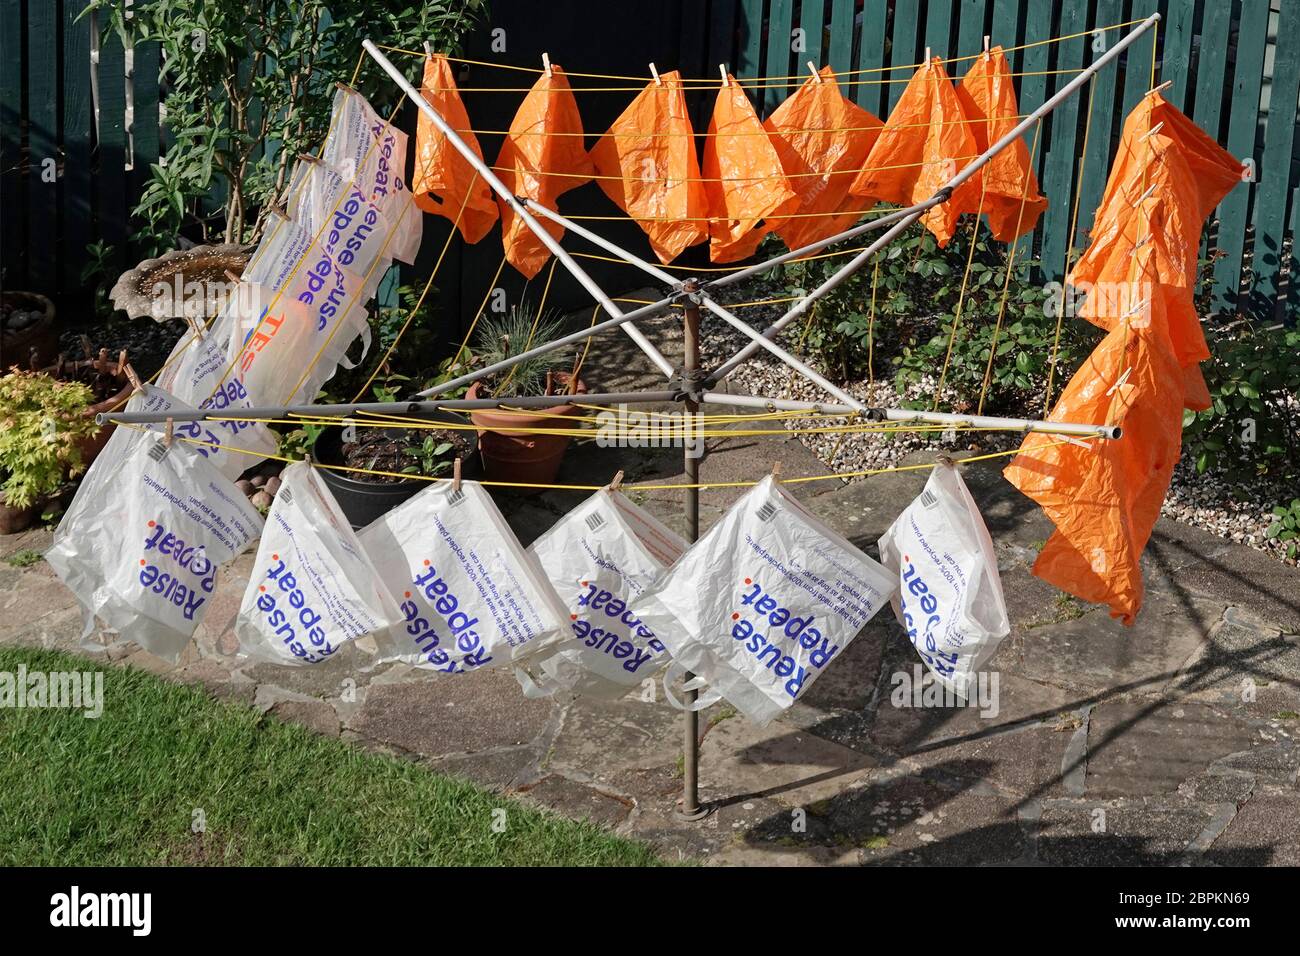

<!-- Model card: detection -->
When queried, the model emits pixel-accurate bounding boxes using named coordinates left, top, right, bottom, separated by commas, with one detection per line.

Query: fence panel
left=2, top=0, right=1298, bottom=325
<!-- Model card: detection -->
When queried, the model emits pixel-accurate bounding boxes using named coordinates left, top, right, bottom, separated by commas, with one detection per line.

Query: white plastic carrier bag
left=519, top=488, right=688, bottom=699
left=46, top=419, right=263, bottom=661
left=320, top=86, right=422, bottom=264
left=360, top=480, right=570, bottom=674
left=287, top=155, right=416, bottom=275
left=876, top=461, right=1010, bottom=698
left=634, top=475, right=897, bottom=725
left=235, top=462, right=399, bottom=666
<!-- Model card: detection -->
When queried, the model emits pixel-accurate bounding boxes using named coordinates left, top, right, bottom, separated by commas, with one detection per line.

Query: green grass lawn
left=0, top=646, right=661, bottom=866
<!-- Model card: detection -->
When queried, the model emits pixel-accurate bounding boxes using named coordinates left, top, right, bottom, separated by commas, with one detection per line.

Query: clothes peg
left=123, top=363, right=144, bottom=395
left=163, top=417, right=175, bottom=448
left=1105, top=366, right=1133, bottom=396
left=224, top=269, right=242, bottom=285
left=808, top=60, right=822, bottom=82
left=936, top=452, right=956, bottom=468
left=719, top=63, right=729, bottom=85
left=423, top=41, right=432, bottom=58
left=771, top=460, right=782, bottom=478
left=608, top=469, right=624, bottom=492
left=117, top=349, right=128, bottom=374
left=1132, top=182, right=1158, bottom=207
left=1139, top=121, right=1165, bottom=143
left=186, top=315, right=205, bottom=341
left=649, top=62, right=662, bottom=85
left=453, top=456, right=463, bottom=493
left=925, top=47, right=932, bottom=69
left=1146, top=79, right=1172, bottom=97
left=542, top=52, right=553, bottom=77
left=983, top=36, right=991, bottom=61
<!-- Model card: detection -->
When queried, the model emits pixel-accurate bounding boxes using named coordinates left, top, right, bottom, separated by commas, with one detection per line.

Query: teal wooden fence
left=720, top=0, right=1298, bottom=320
left=2, top=1, right=1298, bottom=324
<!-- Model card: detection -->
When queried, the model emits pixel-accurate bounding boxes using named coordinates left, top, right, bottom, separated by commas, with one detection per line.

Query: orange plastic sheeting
left=850, top=58, right=982, bottom=246
left=702, top=76, right=799, bottom=262
left=1070, top=93, right=1243, bottom=369
left=954, top=47, right=1047, bottom=241
left=412, top=54, right=499, bottom=243
left=763, top=66, right=883, bottom=251
left=495, top=64, right=594, bottom=278
left=589, top=71, right=708, bottom=263
left=1004, top=246, right=1187, bottom=625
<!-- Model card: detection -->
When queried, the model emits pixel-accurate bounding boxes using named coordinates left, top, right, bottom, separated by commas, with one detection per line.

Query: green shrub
left=765, top=218, right=1096, bottom=414
left=1266, top=498, right=1300, bottom=561
left=0, top=371, right=102, bottom=509
left=1183, top=319, right=1300, bottom=483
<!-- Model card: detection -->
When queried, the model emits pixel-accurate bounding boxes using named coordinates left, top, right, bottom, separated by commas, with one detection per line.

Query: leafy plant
left=1265, top=498, right=1300, bottom=561
left=1182, top=318, right=1300, bottom=482
left=402, top=436, right=455, bottom=477
left=5, top=548, right=43, bottom=568
left=0, top=371, right=102, bottom=509
left=469, top=305, right=574, bottom=399
left=766, top=217, right=1095, bottom=413
left=84, top=0, right=486, bottom=246
left=276, top=423, right=325, bottom=461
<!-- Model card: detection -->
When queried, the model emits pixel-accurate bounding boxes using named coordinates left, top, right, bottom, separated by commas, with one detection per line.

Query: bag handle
left=661, top=661, right=723, bottom=712
left=514, top=665, right=563, bottom=699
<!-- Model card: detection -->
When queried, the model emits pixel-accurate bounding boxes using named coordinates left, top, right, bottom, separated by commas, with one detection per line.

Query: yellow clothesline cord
left=979, top=119, right=1043, bottom=416
left=933, top=70, right=995, bottom=410
left=120, top=419, right=1078, bottom=491
left=159, top=409, right=1063, bottom=443
left=398, top=69, right=1086, bottom=95
left=490, top=155, right=979, bottom=183
left=495, top=257, right=559, bottom=396
left=374, top=19, right=1145, bottom=82
left=450, top=253, right=510, bottom=371
left=349, top=172, right=476, bottom=402
left=466, top=116, right=1028, bottom=140
left=1043, top=76, right=1099, bottom=416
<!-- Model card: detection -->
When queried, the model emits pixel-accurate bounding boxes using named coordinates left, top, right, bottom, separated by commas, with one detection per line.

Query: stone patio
left=3, top=301, right=1298, bottom=866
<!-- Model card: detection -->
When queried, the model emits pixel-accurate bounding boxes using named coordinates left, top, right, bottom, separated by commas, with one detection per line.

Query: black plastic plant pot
left=311, top=412, right=479, bottom=530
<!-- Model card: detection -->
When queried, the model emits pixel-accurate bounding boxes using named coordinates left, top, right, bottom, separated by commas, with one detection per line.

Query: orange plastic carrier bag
left=702, top=75, right=798, bottom=262
left=850, top=58, right=982, bottom=246
left=413, top=54, right=499, bottom=243
left=496, top=63, right=594, bottom=277
left=589, top=71, right=708, bottom=263
left=764, top=66, right=883, bottom=251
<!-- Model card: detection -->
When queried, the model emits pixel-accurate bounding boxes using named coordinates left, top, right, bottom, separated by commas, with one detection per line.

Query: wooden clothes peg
left=163, top=417, right=175, bottom=448
left=452, top=456, right=463, bottom=493
left=607, top=469, right=625, bottom=493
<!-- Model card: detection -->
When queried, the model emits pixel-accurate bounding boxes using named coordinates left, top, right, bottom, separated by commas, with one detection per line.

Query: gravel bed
left=700, top=280, right=1298, bottom=568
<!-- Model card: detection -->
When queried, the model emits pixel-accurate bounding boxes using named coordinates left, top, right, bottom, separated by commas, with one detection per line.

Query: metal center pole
left=678, top=279, right=710, bottom=821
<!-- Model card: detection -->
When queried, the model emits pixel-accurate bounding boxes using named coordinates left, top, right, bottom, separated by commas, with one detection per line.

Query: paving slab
left=1035, top=801, right=1213, bottom=866
left=349, top=667, right=552, bottom=758
left=1204, top=791, right=1300, bottom=866
left=1083, top=701, right=1262, bottom=798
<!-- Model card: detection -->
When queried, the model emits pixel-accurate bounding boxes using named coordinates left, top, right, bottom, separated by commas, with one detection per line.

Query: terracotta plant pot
left=466, top=373, right=588, bottom=489
left=42, top=356, right=134, bottom=468
left=1, top=291, right=58, bottom=369
left=0, top=496, right=36, bottom=536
